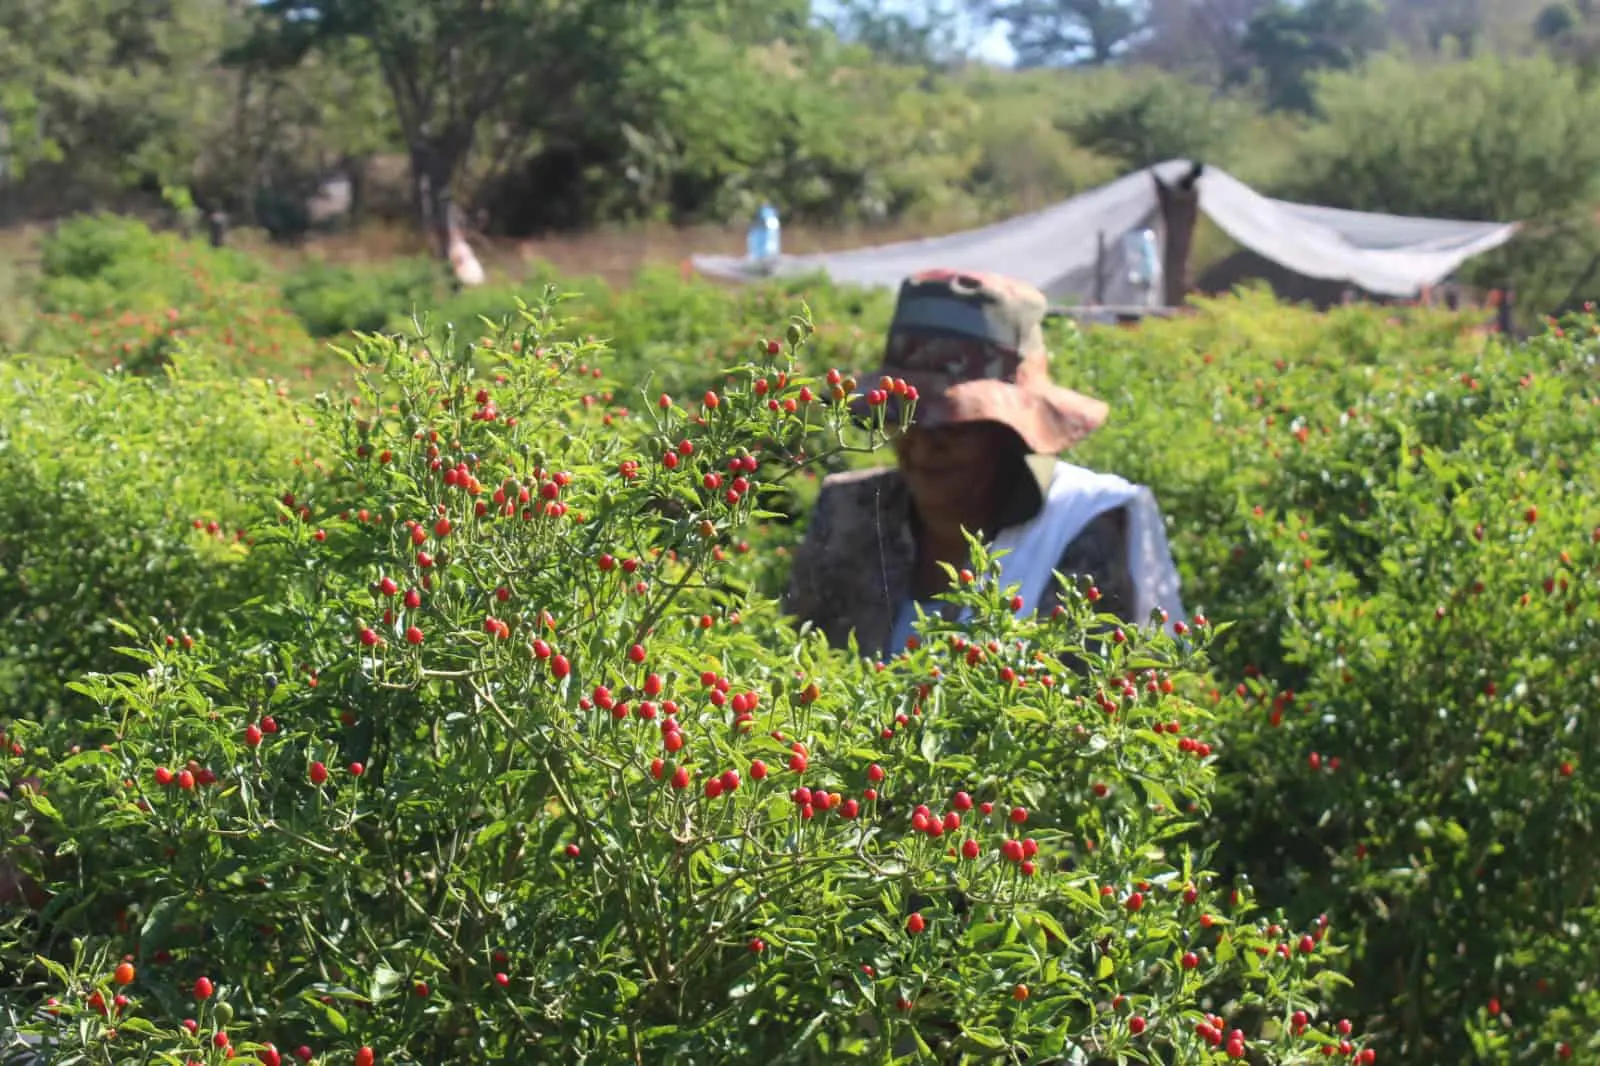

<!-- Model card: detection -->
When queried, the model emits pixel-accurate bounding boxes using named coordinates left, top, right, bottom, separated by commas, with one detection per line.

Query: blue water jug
left=747, top=203, right=781, bottom=266
left=1122, top=227, right=1163, bottom=306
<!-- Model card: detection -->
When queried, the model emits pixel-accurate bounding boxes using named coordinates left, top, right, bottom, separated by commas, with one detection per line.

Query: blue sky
left=261, top=0, right=1020, bottom=63
left=810, top=0, right=1018, bottom=65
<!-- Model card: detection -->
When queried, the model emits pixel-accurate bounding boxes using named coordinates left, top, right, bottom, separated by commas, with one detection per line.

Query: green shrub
left=282, top=257, right=446, bottom=338
left=0, top=298, right=1363, bottom=1064
left=34, top=215, right=172, bottom=290
left=3, top=251, right=1599, bottom=1064
left=32, top=215, right=267, bottom=317
left=0, top=354, right=315, bottom=725
left=1016, top=295, right=1600, bottom=1064
left=15, top=217, right=321, bottom=380
left=1287, top=52, right=1600, bottom=313
left=1197, top=321, right=1600, bottom=1065
left=1054, top=70, right=1260, bottom=173
left=399, top=268, right=894, bottom=403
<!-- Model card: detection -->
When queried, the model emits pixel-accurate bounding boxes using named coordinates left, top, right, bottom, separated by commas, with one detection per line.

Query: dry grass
left=230, top=218, right=959, bottom=290
left=0, top=226, right=44, bottom=348
left=2, top=214, right=957, bottom=289
left=0, top=211, right=1241, bottom=335
left=0, top=215, right=951, bottom=355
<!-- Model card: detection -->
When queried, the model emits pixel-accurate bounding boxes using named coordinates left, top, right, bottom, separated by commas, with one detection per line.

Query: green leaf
left=1140, top=775, right=1176, bottom=816
left=475, top=820, right=509, bottom=847
left=1030, top=911, right=1070, bottom=948
left=114, top=1017, right=160, bottom=1035
left=368, top=963, right=401, bottom=1003
left=33, top=954, right=73, bottom=987
left=140, top=896, right=186, bottom=955
left=23, top=791, right=61, bottom=822
left=301, top=993, right=349, bottom=1034
left=962, top=1026, right=1007, bottom=1050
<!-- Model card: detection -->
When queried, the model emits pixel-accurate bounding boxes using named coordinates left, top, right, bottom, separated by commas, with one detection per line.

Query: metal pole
left=1093, top=231, right=1106, bottom=305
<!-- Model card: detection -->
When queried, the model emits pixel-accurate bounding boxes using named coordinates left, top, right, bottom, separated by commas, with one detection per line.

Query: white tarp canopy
left=691, top=159, right=1519, bottom=303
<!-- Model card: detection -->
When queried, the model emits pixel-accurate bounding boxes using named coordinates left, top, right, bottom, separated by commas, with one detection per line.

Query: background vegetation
left=4, top=1, right=1600, bottom=1061
left=4, top=0, right=1600, bottom=313
left=0, top=214, right=1597, bottom=1065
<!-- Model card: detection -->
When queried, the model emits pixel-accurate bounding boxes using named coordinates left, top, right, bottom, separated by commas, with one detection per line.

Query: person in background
left=0, top=775, right=45, bottom=912
left=784, top=269, right=1185, bottom=660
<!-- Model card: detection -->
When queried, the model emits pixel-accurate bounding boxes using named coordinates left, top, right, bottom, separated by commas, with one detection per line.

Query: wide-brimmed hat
left=851, top=269, right=1109, bottom=455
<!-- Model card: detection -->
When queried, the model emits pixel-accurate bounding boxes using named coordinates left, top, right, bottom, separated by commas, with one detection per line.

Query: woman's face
left=894, top=421, right=1015, bottom=532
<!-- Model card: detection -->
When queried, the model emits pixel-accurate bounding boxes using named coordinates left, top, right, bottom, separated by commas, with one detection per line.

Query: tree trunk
left=409, top=142, right=484, bottom=286
left=410, top=143, right=451, bottom=257
left=1154, top=162, right=1204, bottom=308
left=345, top=154, right=367, bottom=229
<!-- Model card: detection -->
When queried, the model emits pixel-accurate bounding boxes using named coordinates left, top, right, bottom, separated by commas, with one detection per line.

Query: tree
left=1378, top=0, right=1548, bottom=54
left=1240, top=0, right=1387, bottom=111
left=1534, top=2, right=1580, bottom=40
left=976, top=0, right=1150, bottom=66
left=238, top=0, right=804, bottom=261
left=239, top=0, right=528, bottom=259
left=0, top=0, right=238, bottom=209
left=1056, top=72, right=1249, bottom=169
left=464, top=2, right=825, bottom=234
left=711, top=0, right=814, bottom=44
left=1534, top=1, right=1600, bottom=69
left=224, top=38, right=398, bottom=235
left=1379, top=0, right=1480, bottom=52
left=1285, top=52, right=1600, bottom=311
left=1133, top=0, right=1273, bottom=81
left=823, top=0, right=975, bottom=67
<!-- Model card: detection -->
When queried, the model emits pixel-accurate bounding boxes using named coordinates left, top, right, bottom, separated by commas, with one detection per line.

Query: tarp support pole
left=1154, top=162, right=1204, bottom=308
left=207, top=210, right=229, bottom=249
left=1498, top=286, right=1516, bottom=336
left=1093, top=231, right=1106, bottom=304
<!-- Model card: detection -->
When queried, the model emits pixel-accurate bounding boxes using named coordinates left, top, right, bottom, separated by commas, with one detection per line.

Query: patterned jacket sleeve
left=1045, top=505, right=1137, bottom=624
left=782, top=483, right=838, bottom=636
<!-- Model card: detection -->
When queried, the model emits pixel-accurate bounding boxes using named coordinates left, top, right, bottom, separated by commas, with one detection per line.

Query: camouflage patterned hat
left=852, top=269, right=1109, bottom=455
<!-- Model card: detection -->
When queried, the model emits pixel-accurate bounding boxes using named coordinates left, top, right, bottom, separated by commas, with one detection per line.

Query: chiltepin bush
left=1190, top=329, right=1600, bottom=1064
left=21, top=214, right=320, bottom=377
left=0, top=294, right=1369, bottom=1063
left=1048, top=294, right=1600, bottom=1065
left=8, top=219, right=1592, bottom=1063
left=0, top=353, right=314, bottom=725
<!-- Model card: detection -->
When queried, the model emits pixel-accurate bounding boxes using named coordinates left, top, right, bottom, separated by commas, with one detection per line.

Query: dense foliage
left=1, top=220, right=1598, bottom=1064
left=1054, top=297, right=1600, bottom=1066
left=3, top=0, right=1598, bottom=311
left=0, top=294, right=1359, bottom=1066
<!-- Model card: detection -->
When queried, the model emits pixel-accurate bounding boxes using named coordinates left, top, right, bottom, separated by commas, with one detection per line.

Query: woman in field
left=784, top=269, right=1185, bottom=658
